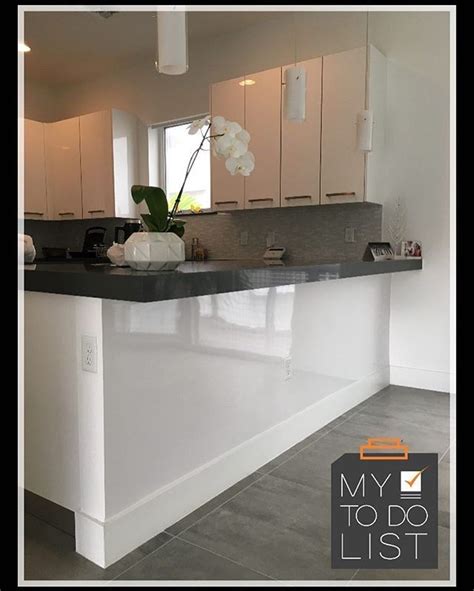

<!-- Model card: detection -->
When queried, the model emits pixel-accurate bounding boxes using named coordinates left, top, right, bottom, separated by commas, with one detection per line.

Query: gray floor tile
left=117, top=537, right=269, bottom=580
left=257, top=426, right=332, bottom=474
left=180, top=473, right=354, bottom=580
left=354, top=525, right=450, bottom=581
left=24, top=489, right=75, bottom=536
left=166, top=472, right=262, bottom=535
left=24, top=513, right=171, bottom=581
left=360, top=389, right=450, bottom=434
left=329, top=410, right=450, bottom=456
left=439, top=460, right=450, bottom=529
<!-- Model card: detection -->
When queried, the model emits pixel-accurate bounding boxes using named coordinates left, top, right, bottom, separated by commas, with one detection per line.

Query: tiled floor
left=24, top=385, right=452, bottom=582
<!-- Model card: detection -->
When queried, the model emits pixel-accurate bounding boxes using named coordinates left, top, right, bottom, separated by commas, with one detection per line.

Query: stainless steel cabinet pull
left=248, top=198, right=273, bottom=203
left=88, top=209, right=105, bottom=214
left=215, top=200, right=238, bottom=205
left=58, top=212, right=74, bottom=216
left=284, top=195, right=312, bottom=201
left=326, top=192, right=356, bottom=197
left=24, top=211, right=43, bottom=215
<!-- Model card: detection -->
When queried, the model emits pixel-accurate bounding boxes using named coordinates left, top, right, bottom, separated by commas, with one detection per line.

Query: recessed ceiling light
left=18, top=42, right=31, bottom=53
left=239, top=79, right=256, bottom=86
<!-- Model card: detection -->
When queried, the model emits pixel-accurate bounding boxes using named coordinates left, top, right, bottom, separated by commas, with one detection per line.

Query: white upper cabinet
left=80, top=109, right=143, bottom=219
left=320, top=46, right=366, bottom=205
left=79, top=111, right=115, bottom=219
left=281, top=57, right=322, bottom=207
left=320, top=45, right=386, bottom=205
left=24, top=119, right=48, bottom=219
left=210, top=76, right=245, bottom=211
left=244, top=67, right=281, bottom=209
left=44, top=117, right=83, bottom=220
left=38, top=109, right=146, bottom=220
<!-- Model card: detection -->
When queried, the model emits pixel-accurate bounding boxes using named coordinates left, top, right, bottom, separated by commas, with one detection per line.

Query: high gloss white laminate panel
left=24, top=292, right=105, bottom=519
left=24, top=119, right=48, bottom=219
left=102, top=275, right=390, bottom=518
left=44, top=117, right=83, bottom=220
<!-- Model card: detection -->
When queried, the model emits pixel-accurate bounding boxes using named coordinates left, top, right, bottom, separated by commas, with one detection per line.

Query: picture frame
left=363, top=242, right=395, bottom=262
left=401, top=240, right=422, bottom=258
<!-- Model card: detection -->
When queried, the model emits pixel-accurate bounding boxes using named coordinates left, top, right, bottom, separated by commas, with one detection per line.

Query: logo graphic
left=400, top=466, right=429, bottom=499
left=331, top=438, right=438, bottom=569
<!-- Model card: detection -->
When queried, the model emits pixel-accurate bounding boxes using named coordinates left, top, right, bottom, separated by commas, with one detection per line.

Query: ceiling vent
left=92, top=11, right=118, bottom=19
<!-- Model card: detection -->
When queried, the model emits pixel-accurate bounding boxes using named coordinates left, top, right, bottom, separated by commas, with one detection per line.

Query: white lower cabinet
left=44, top=117, right=83, bottom=220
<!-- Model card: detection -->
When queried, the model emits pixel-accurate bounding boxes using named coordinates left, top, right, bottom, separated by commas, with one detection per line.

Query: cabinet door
left=44, top=118, right=83, bottom=220
left=24, top=119, right=48, bottom=219
left=244, top=67, right=281, bottom=209
left=210, top=77, right=245, bottom=211
left=321, top=47, right=366, bottom=205
left=80, top=111, right=115, bottom=218
left=281, top=58, right=322, bottom=208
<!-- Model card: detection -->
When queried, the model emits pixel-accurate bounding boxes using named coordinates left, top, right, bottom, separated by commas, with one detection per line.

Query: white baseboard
left=390, top=365, right=451, bottom=393
left=76, top=367, right=389, bottom=568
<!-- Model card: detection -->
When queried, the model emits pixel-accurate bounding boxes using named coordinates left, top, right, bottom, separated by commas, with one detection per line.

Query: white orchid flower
left=188, top=117, right=210, bottom=135
left=211, top=116, right=226, bottom=135
left=225, top=151, right=255, bottom=176
left=236, top=129, right=250, bottom=144
left=214, top=135, right=248, bottom=159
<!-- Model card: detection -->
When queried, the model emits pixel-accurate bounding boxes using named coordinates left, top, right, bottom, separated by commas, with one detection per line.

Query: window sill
left=174, top=209, right=218, bottom=217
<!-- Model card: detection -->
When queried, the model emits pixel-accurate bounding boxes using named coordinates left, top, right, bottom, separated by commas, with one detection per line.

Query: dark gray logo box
left=331, top=453, right=438, bottom=569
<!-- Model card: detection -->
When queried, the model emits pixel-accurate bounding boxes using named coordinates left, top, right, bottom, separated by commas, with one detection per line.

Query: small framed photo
left=401, top=240, right=422, bottom=258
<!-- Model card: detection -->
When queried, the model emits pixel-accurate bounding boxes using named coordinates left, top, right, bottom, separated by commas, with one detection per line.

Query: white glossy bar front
left=25, top=274, right=391, bottom=567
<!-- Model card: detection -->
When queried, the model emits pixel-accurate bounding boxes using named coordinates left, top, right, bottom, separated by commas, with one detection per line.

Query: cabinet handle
left=325, top=192, right=356, bottom=197
left=88, top=209, right=105, bottom=214
left=284, top=195, right=312, bottom=201
left=248, top=198, right=274, bottom=203
left=58, top=212, right=75, bottom=216
left=24, top=211, right=44, bottom=216
left=215, top=200, right=238, bottom=205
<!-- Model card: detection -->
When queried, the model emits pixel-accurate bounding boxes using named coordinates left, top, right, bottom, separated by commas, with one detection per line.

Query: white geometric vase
left=124, top=232, right=185, bottom=271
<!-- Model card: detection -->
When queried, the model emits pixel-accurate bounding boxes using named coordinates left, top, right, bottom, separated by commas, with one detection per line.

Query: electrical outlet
left=240, top=231, right=249, bottom=246
left=344, top=227, right=356, bottom=243
left=266, top=231, right=276, bottom=247
left=283, top=356, right=293, bottom=381
left=81, top=335, right=98, bottom=373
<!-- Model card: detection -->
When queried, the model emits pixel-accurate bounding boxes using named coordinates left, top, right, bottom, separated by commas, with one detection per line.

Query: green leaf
left=141, top=214, right=159, bottom=232
left=168, top=223, right=185, bottom=238
left=131, top=185, right=169, bottom=231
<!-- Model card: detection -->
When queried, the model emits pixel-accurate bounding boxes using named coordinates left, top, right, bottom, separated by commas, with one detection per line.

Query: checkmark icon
left=405, top=466, right=429, bottom=487
left=400, top=467, right=429, bottom=493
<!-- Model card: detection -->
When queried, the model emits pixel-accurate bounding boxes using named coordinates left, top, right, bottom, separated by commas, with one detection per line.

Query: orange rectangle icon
left=359, top=437, right=409, bottom=461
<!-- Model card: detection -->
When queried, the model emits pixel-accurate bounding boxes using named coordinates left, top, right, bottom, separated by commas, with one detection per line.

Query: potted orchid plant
left=122, top=116, right=255, bottom=270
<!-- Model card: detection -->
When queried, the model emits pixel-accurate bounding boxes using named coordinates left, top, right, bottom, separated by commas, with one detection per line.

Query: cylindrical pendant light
left=284, top=66, right=306, bottom=121
left=155, top=7, right=188, bottom=75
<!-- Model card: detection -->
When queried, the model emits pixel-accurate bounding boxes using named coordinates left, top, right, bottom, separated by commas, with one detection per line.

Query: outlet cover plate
left=81, top=335, right=98, bottom=373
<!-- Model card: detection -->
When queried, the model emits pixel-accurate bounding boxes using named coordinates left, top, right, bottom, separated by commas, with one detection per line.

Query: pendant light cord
left=294, top=12, right=297, bottom=66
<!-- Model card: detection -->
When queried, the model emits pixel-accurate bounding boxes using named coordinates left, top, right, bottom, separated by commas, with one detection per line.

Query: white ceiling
left=24, top=10, right=282, bottom=86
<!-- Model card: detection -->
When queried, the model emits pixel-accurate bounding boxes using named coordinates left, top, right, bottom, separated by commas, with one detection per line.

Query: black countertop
left=23, top=258, right=422, bottom=303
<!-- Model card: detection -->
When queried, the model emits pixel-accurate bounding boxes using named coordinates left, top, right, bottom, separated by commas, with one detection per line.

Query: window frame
left=154, top=113, right=212, bottom=215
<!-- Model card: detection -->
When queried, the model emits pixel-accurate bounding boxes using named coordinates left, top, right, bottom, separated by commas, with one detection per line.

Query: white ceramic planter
left=124, top=232, right=185, bottom=271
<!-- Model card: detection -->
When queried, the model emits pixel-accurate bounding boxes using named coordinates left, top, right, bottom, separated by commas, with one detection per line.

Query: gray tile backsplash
left=24, top=202, right=382, bottom=263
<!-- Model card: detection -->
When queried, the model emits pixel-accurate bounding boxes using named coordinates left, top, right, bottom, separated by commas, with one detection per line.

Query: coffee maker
left=114, top=219, right=142, bottom=244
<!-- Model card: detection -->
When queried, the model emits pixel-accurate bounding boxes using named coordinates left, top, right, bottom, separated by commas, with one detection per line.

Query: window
left=158, top=117, right=211, bottom=212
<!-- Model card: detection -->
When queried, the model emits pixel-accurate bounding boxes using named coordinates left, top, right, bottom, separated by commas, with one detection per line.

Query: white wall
left=370, top=12, right=450, bottom=391
left=24, top=79, right=58, bottom=122
left=34, top=12, right=367, bottom=124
